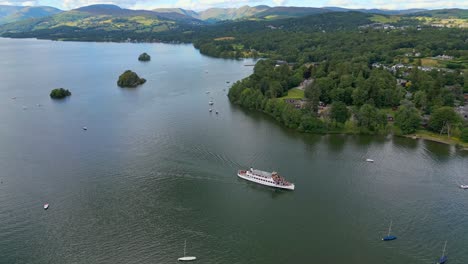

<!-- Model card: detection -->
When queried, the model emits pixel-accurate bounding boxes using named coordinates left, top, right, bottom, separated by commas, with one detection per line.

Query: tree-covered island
left=50, top=88, right=71, bottom=99
left=138, top=52, right=151, bottom=61
left=117, top=70, right=146, bottom=87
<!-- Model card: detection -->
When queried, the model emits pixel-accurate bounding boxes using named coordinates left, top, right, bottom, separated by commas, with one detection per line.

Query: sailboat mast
left=442, top=240, right=447, bottom=257
left=387, top=220, right=392, bottom=236
left=184, top=240, right=187, bottom=257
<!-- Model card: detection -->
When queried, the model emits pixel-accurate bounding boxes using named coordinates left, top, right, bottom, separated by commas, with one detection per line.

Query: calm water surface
left=0, top=38, right=467, bottom=264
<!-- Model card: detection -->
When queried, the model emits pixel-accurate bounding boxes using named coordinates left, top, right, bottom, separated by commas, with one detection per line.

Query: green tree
left=298, top=114, right=326, bottom=133
left=305, top=82, right=321, bottom=114
left=330, top=101, right=350, bottom=123
left=428, top=107, right=462, bottom=137
left=395, top=105, right=421, bottom=134
left=461, top=128, right=468, bottom=143
left=355, top=104, right=387, bottom=132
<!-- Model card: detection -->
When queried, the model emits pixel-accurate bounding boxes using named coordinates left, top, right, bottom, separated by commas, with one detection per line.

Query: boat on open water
left=237, top=168, right=295, bottom=190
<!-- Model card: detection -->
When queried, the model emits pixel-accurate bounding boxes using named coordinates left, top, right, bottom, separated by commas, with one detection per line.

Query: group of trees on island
left=50, top=52, right=149, bottom=99
left=50, top=88, right=71, bottom=99
left=117, top=70, right=146, bottom=88
left=138, top=52, right=151, bottom=61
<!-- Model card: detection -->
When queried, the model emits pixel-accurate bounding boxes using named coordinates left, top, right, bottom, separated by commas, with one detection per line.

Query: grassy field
left=370, top=15, right=400, bottom=23
left=214, top=37, right=235, bottom=41
left=405, top=130, right=468, bottom=149
left=420, top=58, right=442, bottom=67
left=279, top=88, right=305, bottom=99
left=415, top=17, right=468, bottom=28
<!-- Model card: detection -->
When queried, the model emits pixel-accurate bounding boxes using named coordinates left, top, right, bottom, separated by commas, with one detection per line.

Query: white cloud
left=273, top=0, right=288, bottom=5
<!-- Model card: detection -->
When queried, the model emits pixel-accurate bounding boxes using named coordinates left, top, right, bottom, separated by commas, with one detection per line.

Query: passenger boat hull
left=237, top=172, right=295, bottom=190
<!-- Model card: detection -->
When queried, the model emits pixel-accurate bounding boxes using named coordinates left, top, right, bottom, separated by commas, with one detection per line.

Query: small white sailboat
left=366, top=158, right=374, bottom=163
left=43, top=203, right=49, bottom=210
left=178, top=240, right=196, bottom=262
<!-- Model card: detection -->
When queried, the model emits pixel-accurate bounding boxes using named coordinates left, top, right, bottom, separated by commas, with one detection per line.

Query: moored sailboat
left=382, top=220, right=397, bottom=241
left=178, top=240, right=196, bottom=262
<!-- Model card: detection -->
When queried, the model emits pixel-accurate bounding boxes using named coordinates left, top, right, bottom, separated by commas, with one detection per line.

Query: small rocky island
left=138, top=53, right=151, bottom=62
left=50, top=88, right=71, bottom=99
left=117, top=70, right=146, bottom=88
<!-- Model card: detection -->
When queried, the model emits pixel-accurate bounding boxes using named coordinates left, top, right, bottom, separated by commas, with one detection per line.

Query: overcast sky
left=0, top=0, right=466, bottom=11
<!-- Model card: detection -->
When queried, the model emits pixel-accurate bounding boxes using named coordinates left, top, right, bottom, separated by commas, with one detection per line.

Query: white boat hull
left=238, top=171, right=295, bottom=190
left=178, top=256, right=196, bottom=261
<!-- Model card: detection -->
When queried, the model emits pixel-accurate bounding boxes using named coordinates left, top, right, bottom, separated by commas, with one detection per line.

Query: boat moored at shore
left=238, top=168, right=295, bottom=190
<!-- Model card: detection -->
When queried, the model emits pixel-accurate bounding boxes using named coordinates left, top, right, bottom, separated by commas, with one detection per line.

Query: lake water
left=0, top=38, right=467, bottom=264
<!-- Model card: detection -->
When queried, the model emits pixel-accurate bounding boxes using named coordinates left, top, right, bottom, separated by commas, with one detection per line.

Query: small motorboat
left=205, top=91, right=210, bottom=94
left=178, top=240, right=196, bottom=262
left=215, top=111, right=218, bottom=114
left=226, top=81, right=230, bottom=83
left=366, top=159, right=374, bottom=163
left=460, top=185, right=468, bottom=189
left=11, top=97, right=16, bottom=100
left=209, top=101, right=214, bottom=105
left=43, top=203, right=49, bottom=210
left=209, top=109, right=212, bottom=112
left=82, top=126, right=88, bottom=131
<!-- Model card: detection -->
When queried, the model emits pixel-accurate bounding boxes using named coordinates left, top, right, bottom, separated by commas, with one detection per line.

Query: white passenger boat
left=460, top=185, right=468, bottom=189
left=237, top=168, right=295, bottom=190
left=366, top=159, right=374, bottom=162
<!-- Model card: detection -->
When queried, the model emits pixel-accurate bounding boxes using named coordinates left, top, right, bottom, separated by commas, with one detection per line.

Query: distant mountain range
left=0, top=4, right=467, bottom=27
left=152, top=5, right=431, bottom=21
left=0, top=5, right=61, bottom=24
left=0, top=4, right=466, bottom=40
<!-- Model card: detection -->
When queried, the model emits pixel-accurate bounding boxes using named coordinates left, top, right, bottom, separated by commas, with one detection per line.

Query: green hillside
left=0, top=5, right=61, bottom=25
left=0, top=4, right=202, bottom=39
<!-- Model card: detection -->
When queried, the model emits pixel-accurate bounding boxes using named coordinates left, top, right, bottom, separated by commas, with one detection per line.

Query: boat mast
left=183, top=240, right=187, bottom=257
left=441, top=240, right=447, bottom=257
left=387, top=220, right=392, bottom=236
